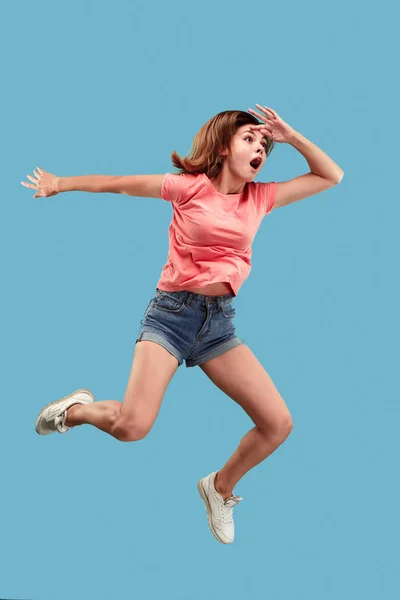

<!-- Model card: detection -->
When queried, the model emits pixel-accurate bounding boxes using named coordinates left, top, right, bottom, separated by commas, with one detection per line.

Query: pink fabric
left=157, top=172, right=277, bottom=296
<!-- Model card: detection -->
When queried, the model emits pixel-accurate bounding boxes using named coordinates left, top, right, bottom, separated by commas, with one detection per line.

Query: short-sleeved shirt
left=157, top=172, right=277, bottom=296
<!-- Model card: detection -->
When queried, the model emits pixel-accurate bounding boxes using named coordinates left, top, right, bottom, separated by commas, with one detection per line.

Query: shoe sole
left=197, top=479, right=231, bottom=544
left=35, top=388, right=95, bottom=434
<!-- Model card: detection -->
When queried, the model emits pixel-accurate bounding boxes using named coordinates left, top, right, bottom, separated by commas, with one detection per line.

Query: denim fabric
left=136, top=288, right=244, bottom=368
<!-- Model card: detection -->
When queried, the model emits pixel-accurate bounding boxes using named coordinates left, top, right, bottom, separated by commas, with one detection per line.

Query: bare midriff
left=183, top=281, right=234, bottom=296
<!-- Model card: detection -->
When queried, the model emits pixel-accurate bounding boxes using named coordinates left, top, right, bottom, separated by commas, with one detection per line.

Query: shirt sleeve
left=251, top=181, right=278, bottom=215
left=263, top=181, right=278, bottom=214
left=161, top=173, right=187, bottom=205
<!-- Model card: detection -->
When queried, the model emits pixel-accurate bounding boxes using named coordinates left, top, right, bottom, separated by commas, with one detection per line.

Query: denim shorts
left=135, top=288, right=245, bottom=368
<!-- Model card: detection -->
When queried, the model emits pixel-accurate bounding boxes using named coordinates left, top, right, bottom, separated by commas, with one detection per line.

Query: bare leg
left=62, top=340, right=179, bottom=442
left=199, top=345, right=293, bottom=500
left=214, top=424, right=291, bottom=500
left=65, top=401, right=122, bottom=437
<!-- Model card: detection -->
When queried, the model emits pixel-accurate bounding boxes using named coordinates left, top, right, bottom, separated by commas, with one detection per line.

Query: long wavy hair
left=171, top=110, right=275, bottom=178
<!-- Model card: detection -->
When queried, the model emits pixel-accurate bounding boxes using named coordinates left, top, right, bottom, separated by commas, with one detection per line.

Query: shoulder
left=247, top=181, right=278, bottom=214
left=162, top=173, right=207, bottom=203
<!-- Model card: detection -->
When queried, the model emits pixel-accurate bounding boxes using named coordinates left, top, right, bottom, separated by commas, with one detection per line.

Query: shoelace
left=221, top=495, right=243, bottom=524
left=55, top=411, right=68, bottom=433
left=46, top=419, right=57, bottom=432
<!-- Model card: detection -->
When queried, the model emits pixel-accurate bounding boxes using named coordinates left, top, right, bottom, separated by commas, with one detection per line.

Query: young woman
left=22, top=103, right=343, bottom=544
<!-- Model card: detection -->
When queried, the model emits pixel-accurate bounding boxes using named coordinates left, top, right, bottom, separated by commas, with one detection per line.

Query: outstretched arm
left=21, top=168, right=165, bottom=199
left=59, top=173, right=165, bottom=198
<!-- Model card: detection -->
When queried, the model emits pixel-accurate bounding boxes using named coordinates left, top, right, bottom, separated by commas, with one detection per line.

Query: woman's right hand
left=21, top=167, right=60, bottom=198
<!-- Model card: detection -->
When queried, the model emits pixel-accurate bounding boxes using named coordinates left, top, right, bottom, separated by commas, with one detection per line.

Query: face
left=222, top=124, right=268, bottom=182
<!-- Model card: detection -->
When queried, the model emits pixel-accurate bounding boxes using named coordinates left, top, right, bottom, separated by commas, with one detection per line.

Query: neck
left=209, top=168, right=247, bottom=195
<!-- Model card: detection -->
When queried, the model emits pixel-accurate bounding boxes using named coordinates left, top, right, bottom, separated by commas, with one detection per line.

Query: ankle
left=214, top=471, right=232, bottom=500
left=64, top=403, right=80, bottom=427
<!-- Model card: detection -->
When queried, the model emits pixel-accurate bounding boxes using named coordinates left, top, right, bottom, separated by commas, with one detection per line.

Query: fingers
left=25, top=168, right=41, bottom=187
left=248, top=124, right=269, bottom=132
left=256, top=104, right=276, bottom=117
left=21, top=181, right=35, bottom=190
left=21, top=181, right=41, bottom=197
left=263, top=105, right=278, bottom=118
left=252, top=126, right=274, bottom=140
left=21, top=167, right=44, bottom=198
left=248, top=108, right=268, bottom=122
left=248, top=123, right=273, bottom=135
left=247, top=104, right=279, bottom=142
left=248, top=104, right=277, bottom=122
left=261, top=130, right=274, bottom=140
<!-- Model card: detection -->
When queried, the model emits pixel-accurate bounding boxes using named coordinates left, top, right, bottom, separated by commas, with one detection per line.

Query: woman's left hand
left=247, top=104, right=296, bottom=144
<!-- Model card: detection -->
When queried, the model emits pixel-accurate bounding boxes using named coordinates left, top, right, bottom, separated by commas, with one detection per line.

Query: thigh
left=120, top=340, right=179, bottom=435
left=199, top=344, right=292, bottom=434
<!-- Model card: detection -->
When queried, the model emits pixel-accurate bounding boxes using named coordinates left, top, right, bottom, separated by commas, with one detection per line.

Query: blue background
left=2, top=0, right=399, bottom=598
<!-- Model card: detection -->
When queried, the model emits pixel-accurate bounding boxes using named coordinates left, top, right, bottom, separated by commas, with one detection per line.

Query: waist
left=182, top=281, right=233, bottom=296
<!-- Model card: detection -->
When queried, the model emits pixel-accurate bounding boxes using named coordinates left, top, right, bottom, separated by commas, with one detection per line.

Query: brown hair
left=171, top=110, right=275, bottom=178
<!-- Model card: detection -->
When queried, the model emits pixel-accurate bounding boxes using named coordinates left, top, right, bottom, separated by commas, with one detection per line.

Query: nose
left=256, top=142, right=265, bottom=153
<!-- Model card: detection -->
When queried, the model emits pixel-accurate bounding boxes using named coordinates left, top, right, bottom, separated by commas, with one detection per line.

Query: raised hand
left=247, top=104, right=296, bottom=144
left=21, top=167, right=59, bottom=198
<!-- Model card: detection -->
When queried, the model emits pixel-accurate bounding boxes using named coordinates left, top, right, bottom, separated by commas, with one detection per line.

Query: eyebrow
left=243, top=130, right=268, bottom=145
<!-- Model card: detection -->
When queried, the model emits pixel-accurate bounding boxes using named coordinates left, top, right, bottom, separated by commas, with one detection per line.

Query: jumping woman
left=21, top=103, right=344, bottom=544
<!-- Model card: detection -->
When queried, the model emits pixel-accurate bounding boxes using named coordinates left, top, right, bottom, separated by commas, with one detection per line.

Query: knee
left=283, top=413, right=293, bottom=438
left=112, top=420, right=151, bottom=443
left=278, top=412, right=293, bottom=440
left=266, top=412, right=293, bottom=443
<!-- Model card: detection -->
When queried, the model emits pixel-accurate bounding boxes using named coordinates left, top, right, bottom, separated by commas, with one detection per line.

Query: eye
left=245, top=135, right=267, bottom=151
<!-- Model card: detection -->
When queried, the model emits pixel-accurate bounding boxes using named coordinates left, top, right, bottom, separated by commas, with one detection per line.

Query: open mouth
left=250, top=157, right=262, bottom=170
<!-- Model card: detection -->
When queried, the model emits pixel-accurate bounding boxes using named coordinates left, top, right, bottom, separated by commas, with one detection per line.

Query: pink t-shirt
left=157, top=172, right=277, bottom=296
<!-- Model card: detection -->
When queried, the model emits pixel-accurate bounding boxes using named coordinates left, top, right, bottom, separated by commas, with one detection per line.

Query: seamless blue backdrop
left=2, top=0, right=399, bottom=599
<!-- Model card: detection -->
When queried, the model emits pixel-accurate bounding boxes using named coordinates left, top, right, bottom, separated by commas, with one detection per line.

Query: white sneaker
left=35, top=388, right=95, bottom=435
left=197, top=471, right=242, bottom=544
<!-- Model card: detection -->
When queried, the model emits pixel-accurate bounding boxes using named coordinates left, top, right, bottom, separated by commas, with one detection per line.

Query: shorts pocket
left=221, top=301, right=236, bottom=318
left=153, top=290, right=187, bottom=314
left=138, top=299, right=155, bottom=333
